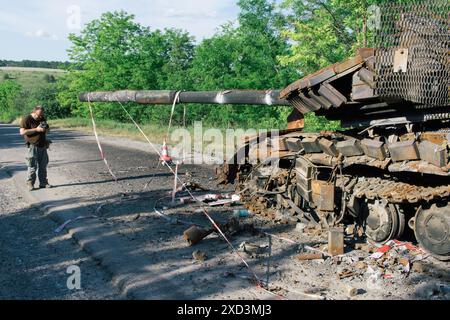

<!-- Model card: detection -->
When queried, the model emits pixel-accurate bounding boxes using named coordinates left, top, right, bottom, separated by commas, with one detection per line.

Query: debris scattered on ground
left=411, top=261, right=427, bottom=273
left=177, top=193, right=241, bottom=207
left=342, top=284, right=358, bottom=297
left=233, top=209, right=252, bottom=218
left=355, top=261, right=367, bottom=270
left=239, top=241, right=267, bottom=255
left=181, top=182, right=207, bottom=191
left=192, top=250, right=207, bottom=262
left=183, top=226, right=214, bottom=246
left=345, top=225, right=355, bottom=236
left=338, top=269, right=358, bottom=280
left=295, top=223, right=307, bottom=233
left=297, top=252, right=324, bottom=261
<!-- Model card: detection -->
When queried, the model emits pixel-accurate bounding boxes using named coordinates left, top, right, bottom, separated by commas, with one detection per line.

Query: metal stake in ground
left=172, top=161, right=179, bottom=203
left=266, top=234, right=272, bottom=290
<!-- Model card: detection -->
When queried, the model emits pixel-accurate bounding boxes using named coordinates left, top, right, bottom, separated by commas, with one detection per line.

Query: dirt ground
left=0, top=123, right=448, bottom=300
left=0, top=167, right=122, bottom=299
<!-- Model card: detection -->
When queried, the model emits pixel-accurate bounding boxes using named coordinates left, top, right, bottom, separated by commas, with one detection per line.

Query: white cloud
left=25, top=29, right=59, bottom=41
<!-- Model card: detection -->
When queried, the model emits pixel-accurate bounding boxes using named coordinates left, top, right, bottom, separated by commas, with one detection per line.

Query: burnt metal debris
left=79, top=0, right=450, bottom=260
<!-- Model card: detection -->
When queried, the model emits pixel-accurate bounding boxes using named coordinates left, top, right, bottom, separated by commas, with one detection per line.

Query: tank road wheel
left=365, top=200, right=399, bottom=244
left=414, top=204, right=450, bottom=261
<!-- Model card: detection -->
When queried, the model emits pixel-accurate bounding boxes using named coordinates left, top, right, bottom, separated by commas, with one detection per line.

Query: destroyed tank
left=79, top=1, right=450, bottom=260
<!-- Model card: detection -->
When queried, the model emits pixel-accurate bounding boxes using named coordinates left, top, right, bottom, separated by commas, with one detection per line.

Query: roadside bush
left=29, top=83, right=71, bottom=119
left=0, top=80, right=23, bottom=122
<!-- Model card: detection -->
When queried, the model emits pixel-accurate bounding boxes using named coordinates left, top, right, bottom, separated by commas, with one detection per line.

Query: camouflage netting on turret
left=374, top=0, right=449, bottom=107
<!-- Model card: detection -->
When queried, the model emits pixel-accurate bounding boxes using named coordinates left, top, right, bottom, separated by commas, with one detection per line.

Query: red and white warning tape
left=87, top=97, right=118, bottom=182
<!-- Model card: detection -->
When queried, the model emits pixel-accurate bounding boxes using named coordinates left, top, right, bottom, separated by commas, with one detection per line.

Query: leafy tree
left=0, top=80, right=22, bottom=121
left=278, top=0, right=391, bottom=75
left=30, top=83, right=70, bottom=119
left=277, top=0, right=382, bottom=130
left=60, top=11, right=195, bottom=123
left=188, top=0, right=296, bottom=128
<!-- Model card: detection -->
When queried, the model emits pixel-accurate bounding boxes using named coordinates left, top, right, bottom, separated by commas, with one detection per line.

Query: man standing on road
left=19, top=106, right=52, bottom=191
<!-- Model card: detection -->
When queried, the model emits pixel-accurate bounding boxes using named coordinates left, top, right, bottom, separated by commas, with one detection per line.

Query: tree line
left=0, top=60, right=70, bottom=69
left=2, top=0, right=394, bottom=130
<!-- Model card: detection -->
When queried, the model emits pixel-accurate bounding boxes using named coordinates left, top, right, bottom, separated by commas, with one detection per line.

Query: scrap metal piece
left=328, top=227, right=344, bottom=256
left=361, top=139, right=387, bottom=160
left=183, top=226, right=214, bottom=246
left=308, top=89, right=333, bottom=109
left=312, top=180, right=335, bottom=211
left=418, top=140, right=447, bottom=168
left=285, top=138, right=303, bottom=152
left=357, top=68, right=376, bottom=88
left=297, top=252, right=324, bottom=261
left=295, top=157, right=316, bottom=202
left=336, top=139, right=364, bottom=157
left=301, top=137, right=322, bottom=153
left=318, top=138, right=339, bottom=157
left=269, top=137, right=288, bottom=151
left=388, top=140, right=419, bottom=162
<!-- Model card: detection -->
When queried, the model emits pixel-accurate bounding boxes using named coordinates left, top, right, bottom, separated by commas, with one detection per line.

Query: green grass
left=49, top=117, right=169, bottom=143
left=0, top=67, right=65, bottom=91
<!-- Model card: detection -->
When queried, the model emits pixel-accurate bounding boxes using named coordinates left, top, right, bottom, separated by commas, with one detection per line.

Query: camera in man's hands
left=39, top=121, right=49, bottom=130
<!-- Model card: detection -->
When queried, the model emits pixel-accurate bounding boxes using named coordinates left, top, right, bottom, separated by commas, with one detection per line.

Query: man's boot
left=27, top=181, right=34, bottom=191
left=39, top=180, right=52, bottom=189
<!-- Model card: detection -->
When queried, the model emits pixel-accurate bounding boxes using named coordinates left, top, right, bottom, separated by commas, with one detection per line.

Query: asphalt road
left=1, top=123, right=448, bottom=300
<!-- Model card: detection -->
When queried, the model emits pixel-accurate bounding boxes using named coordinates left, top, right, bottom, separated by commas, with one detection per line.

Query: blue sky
left=0, top=0, right=240, bottom=61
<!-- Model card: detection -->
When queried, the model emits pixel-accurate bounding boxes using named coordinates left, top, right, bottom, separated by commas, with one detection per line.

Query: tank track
left=352, top=178, right=450, bottom=204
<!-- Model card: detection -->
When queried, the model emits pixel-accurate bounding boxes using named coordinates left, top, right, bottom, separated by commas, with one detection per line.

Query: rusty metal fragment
left=418, top=140, right=447, bottom=168
left=328, top=227, right=344, bottom=256
left=336, top=139, right=364, bottom=157
left=297, top=252, right=324, bottom=261
left=301, top=137, right=322, bottom=153
left=285, top=138, right=303, bottom=152
left=388, top=140, right=420, bottom=162
left=319, top=138, right=339, bottom=157
left=312, top=180, right=335, bottom=211
left=361, top=139, right=387, bottom=160
left=183, top=226, right=214, bottom=246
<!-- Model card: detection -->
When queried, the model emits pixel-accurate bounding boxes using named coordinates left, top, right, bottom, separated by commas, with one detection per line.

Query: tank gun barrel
left=79, top=90, right=291, bottom=106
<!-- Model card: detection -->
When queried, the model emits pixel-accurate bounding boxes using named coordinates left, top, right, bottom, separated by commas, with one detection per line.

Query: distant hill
left=0, top=67, right=66, bottom=91
left=0, top=60, right=70, bottom=70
